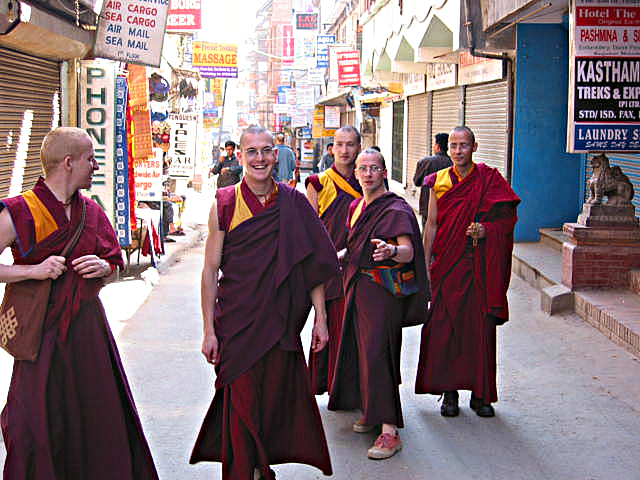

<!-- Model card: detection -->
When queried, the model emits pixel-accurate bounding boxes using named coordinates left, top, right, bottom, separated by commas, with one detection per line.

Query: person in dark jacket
left=212, top=140, right=242, bottom=188
left=413, top=133, right=452, bottom=228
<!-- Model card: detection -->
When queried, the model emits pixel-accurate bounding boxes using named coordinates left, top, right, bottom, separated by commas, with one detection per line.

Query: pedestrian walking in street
left=212, top=140, right=242, bottom=188
left=319, top=142, right=335, bottom=170
left=273, top=133, right=297, bottom=185
left=328, top=149, right=429, bottom=460
left=0, top=127, right=159, bottom=479
left=413, top=133, right=452, bottom=228
left=415, top=126, right=520, bottom=417
left=191, top=125, right=337, bottom=480
left=305, top=126, right=363, bottom=396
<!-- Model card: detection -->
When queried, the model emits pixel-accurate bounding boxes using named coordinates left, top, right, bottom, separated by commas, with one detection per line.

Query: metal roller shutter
left=584, top=153, right=640, bottom=215
left=464, top=80, right=509, bottom=175
left=431, top=87, right=461, bottom=143
left=0, top=47, right=61, bottom=198
left=407, top=93, right=430, bottom=186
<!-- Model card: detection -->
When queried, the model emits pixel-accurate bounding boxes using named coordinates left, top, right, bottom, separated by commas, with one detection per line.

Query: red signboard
left=166, top=0, right=202, bottom=31
left=296, top=13, right=318, bottom=30
left=282, top=24, right=294, bottom=64
left=337, top=50, right=361, bottom=87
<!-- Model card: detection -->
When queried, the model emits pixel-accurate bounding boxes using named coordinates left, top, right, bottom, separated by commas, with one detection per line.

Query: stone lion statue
left=587, top=153, right=634, bottom=206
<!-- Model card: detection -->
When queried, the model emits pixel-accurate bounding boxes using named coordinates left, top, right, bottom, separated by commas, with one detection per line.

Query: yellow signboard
left=193, top=42, right=238, bottom=78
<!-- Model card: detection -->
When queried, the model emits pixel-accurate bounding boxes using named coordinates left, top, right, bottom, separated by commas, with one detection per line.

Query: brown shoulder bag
left=0, top=200, right=86, bottom=361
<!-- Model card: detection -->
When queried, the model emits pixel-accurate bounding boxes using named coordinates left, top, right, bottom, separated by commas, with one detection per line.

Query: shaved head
left=41, top=127, right=92, bottom=175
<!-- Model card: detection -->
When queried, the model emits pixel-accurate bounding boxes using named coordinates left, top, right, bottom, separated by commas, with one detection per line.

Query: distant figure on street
left=191, top=126, right=337, bottom=480
left=273, top=133, right=296, bottom=185
left=212, top=140, right=242, bottom=188
left=328, top=148, right=429, bottom=460
left=305, top=126, right=363, bottom=396
left=413, top=133, right=452, bottom=228
left=415, top=126, right=520, bottom=418
left=320, top=142, right=335, bottom=170
left=0, top=127, right=158, bottom=479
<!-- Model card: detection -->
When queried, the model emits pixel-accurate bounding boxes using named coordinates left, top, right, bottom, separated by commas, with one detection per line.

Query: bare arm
left=309, top=284, right=328, bottom=352
left=423, top=189, right=439, bottom=277
left=0, top=209, right=67, bottom=283
left=371, top=234, right=414, bottom=263
left=200, top=199, right=225, bottom=364
left=306, top=182, right=319, bottom=214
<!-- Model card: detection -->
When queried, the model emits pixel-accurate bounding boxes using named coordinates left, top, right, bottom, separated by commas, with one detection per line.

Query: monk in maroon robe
left=415, top=126, right=520, bottom=418
left=0, top=127, right=158, bottom=479
left=305, top=126, right=363, bottom=395
left=191, top=126, right=337, bottom=479
left=328, top=149, right=429, bottom=460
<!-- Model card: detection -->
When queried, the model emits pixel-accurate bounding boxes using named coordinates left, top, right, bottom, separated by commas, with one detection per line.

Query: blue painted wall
left=512, top=23, right=583, bottom=242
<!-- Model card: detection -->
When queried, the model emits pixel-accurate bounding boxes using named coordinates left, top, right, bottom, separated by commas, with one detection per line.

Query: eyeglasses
left=448, top=142, right=472, bottom=150
left=244, top=147, right=274, bottom=158
left=356, top=165, right=384, bottom=173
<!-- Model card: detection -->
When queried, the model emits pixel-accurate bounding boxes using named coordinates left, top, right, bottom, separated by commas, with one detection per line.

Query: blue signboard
left=316, top=35, right=335, bottom=68
left=573, top=124, right=640, bottom=151
left=115, top=76, right=131, bottom=247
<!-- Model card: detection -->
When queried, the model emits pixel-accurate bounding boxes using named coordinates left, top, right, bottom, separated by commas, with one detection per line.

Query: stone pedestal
left=562, top=204, right=640, bottom=289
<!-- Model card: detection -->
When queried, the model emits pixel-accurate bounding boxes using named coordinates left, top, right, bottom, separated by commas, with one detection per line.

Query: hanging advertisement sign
left=167, top=112, right=198, bottom=179
left=296, top=13, right=318, bottom=30
left=166, top=0, right=202, bottom=31
left=337, top=50, right=361, bottom=87
left=316, top=34, right=335, bottom=68
left=80, top=60, right=116, bottom=224
left=115, top=76, right=131, bottom=246
left=192, top=42, right=238, bottom=78
left=568, top=0, right=640, bottom=152
left=283, top=25, right=295, bottom=64
left=324, top=105, right=341, bottom=129
left=134, top=148, right=163, bottom=201
left=94, top=0, right=169, bottom=67
left=128, top=64, right=154, bottom=160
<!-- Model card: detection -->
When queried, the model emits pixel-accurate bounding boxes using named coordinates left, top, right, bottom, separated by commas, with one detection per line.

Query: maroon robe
left=190, top=182, right=338, bottom=479
left=415, top=163, right=520, bottom=404
left=305, top=168, right=362, bottom=394
left=1, top=178, right=158, bottom=479
left=328, top=192, right=428, bottom=428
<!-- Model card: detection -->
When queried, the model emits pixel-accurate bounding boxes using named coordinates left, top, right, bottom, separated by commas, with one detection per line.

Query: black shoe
left=440, top=390, right=459, bottom=417
left=470, top=393, right=495, bottom=417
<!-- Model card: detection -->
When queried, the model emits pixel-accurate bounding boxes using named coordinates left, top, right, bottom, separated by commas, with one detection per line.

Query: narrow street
left=92, top=243, right=640, bottom=480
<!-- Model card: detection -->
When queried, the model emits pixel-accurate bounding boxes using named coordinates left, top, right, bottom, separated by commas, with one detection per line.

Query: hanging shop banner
left=192, top=42, right=238, bottom=78
left=296, top=13, right=318, bottom=30
left=80, top=60, right=116, bottom=224
left=337, top=50, right=361, bottom=87
left=127, top=64, right=154, bottom=160
left=324, top=105, right=341, bottom=129
left=316, top=34, right=335, bottom=68
left=272, top=0, right=292, bottom=25
left=166, top=0, right=202, bottom=31
left=167, top=112, right=198, bottom=179
left=115, top=76, right=131, bottom=246
left=134, top=148, right=163, bottom=201
left=94, top=0, right=169, bottom=67
left=283, top=25, right=295, bottom=64
left=568, top=0, right=640, bottom=152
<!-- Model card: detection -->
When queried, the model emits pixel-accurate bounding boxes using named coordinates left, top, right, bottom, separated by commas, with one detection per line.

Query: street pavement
left=1, top=180, right=640, bottom=478
left=15, top=243, right=631, bottom=480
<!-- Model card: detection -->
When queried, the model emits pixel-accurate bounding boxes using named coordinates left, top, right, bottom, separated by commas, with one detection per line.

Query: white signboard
left=94, top=0, right=170, bottom=67
left=80, top=60, right=116, bottom=223
left=273, top=103, right=290, bottom=114
left=324, top=105, right=341, bottom=129
left=134, top=148, right=163, bottom=201
left=457, top=52, right=503, bottom=86
left=168, top=112, right=198, bottom=179
left=426, top=63, right=456, bottom=91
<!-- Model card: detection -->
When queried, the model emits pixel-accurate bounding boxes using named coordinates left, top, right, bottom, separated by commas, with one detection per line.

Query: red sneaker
left=367, top=432, right=402, bottom=459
